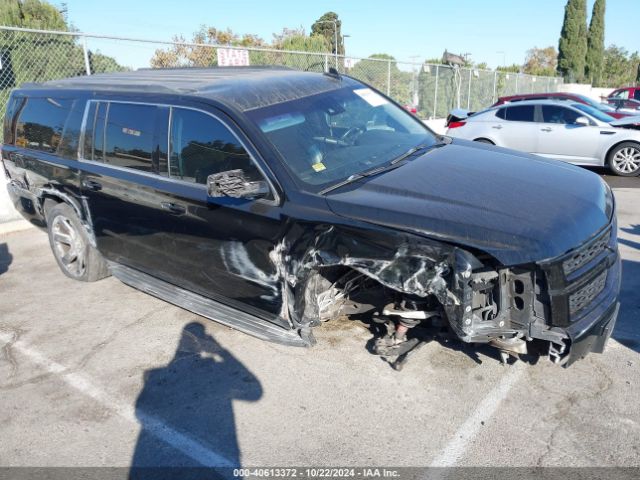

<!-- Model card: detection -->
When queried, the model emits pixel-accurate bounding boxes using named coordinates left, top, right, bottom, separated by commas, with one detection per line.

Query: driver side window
left=541, top=105, right=582, bottom=125
left=169, top=108, right=271, bottom=199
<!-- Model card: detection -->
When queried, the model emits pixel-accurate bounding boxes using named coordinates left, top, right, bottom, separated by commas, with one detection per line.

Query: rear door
left=492, top=105, right=539, bottom=152
left=536, top=105, right=602, bottom=165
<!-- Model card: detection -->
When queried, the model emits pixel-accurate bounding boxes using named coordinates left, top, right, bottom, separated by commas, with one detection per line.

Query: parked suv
left=1, top=68, right=620, bottom=366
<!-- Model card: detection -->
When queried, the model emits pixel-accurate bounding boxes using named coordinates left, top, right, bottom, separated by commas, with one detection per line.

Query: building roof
left=21, top=67, right=354, bottom=111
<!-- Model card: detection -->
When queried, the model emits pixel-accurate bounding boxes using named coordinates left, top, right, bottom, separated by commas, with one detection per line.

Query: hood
left=609, top=115, right=640, bottom=126
left=325, top=139, right=613, bottom=266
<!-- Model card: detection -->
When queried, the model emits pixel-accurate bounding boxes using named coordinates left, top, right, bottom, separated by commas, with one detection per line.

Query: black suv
left=1, top=67, right=621, bottom=366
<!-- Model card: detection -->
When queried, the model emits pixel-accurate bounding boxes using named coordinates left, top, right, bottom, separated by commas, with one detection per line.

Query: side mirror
left=207, top=169, right=269, bottom=199
left=574, top=116, right=590, bottom=127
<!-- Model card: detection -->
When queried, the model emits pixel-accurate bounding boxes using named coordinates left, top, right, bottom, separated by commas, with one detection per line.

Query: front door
left=536, top=105, right=601, bottom=164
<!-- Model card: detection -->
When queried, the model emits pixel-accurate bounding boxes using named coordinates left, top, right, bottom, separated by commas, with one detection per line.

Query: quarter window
left=169, top=108, right=268, bottom=195
left=15, top=97, right=73, bottom=152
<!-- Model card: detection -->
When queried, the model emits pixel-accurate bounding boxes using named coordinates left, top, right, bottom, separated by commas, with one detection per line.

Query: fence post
left=492, top=70, right=497, bottom=103
left=386, top=60, right=391, bottom=96
left=515, top=73, right=519, bottom=93
left=82, top=36, right=91, bottom=75
left=433, top=65, right=439, bottom=119
left=467, top=68, right=472, bottom=110
left=324, top=54, right=328, bottom=72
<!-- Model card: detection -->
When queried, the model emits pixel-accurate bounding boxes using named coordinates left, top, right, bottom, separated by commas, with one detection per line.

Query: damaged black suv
left=2, top=67, right=621, bottom=367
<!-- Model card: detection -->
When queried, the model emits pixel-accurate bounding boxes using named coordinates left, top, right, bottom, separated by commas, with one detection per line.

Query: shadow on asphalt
left=0, top=243, right=12, bottom=276
left=129, top=322, right=262, bottom=473
left=615, top=257, right=640, bottom=353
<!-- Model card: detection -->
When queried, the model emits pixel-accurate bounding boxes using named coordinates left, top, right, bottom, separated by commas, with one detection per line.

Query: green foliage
left=585, top=0, right=606, bottom=86
left=523, top=47, right=557, bottom=76
left=0, top=0, right=67, bottom=30
left=311, top=12, right=343, bottom=56
left=601, top=45, right=640, bottom=87
left=496, top=64, right=521, bottom=73
left=557, top=0, right=588, bottom=82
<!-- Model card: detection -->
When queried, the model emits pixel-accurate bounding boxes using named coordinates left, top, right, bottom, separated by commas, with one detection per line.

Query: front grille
left=563, top=229, right=611, bottom=275
left=569, top=270, right=608, bottom=315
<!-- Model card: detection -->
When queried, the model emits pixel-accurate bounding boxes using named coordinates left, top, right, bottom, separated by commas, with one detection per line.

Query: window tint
left=104, top=103, right=157, bottom=172
left=57, top=100, right=85, bottom=160
left=495, top=108, right=506, bottom=119
left=634, top=90, right=640, bottom=100
left=169, top=108, right=267, bottom=193
left=505, top=105, right=535, bottom=122
left=542, top=105, right=583, bottom=124
left=15, top=97, right=73, bottom=152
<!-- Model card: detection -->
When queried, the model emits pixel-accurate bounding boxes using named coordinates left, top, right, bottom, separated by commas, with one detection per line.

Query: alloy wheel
left=612, top=146, right=640, bottom=174
left=51, top=215, right=86, bottom=277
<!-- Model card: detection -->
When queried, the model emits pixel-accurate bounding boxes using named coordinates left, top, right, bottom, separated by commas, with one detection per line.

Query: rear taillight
left=448, top=121, right=466, bottom=129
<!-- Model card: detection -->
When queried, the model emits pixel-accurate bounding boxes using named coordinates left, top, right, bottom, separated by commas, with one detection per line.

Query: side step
left=109, top=263, right=310, bottom=347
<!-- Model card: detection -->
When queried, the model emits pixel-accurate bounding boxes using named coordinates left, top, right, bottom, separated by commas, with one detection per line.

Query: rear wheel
left=608, top=142, right=640, bottom=176
left=46, top=202, right=109, bottom=282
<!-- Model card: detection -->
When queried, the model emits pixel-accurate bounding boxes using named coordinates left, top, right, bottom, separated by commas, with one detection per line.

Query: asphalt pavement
left=0, top=185, right=638, bottom=470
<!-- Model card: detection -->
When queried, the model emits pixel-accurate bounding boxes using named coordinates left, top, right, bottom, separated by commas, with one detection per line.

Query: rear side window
left=15, top=97, right=73, bottom=152
left=504, top=105, right=535, bottom=122
left=84, top=102, right=168, bottom=174
left=635, top=90, right=640, bottom=100
left=169, top=108, right=268, bottom=195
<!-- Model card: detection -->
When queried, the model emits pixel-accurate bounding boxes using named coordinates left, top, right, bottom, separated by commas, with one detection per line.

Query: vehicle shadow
left=619, top=224, right=640, bottom=251
left=614, top=259, right=640, bottom=353
left=129, top=322, right=262, bottom=477
left=0, top=243, right=12, bottom=276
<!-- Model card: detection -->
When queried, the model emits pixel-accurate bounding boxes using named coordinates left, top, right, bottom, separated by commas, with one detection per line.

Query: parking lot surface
left=1, top=184, right=639, bottom=469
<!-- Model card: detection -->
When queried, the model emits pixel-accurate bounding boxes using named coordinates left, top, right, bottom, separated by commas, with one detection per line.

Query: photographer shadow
left=130, top=322, right=262, bottom=476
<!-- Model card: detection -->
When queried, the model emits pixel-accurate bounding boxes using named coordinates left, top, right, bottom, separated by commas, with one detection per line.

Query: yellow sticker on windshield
left=312, top=162, right=326, bottom=172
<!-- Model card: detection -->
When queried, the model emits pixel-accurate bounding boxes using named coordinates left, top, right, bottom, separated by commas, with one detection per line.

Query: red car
left=606, top=88, right=640, bottom=112
left=493, top=92, right=632, bottom=119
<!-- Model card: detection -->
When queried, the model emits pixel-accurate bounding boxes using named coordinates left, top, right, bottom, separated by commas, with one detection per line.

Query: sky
left=57, top=0, right=638, bottom=70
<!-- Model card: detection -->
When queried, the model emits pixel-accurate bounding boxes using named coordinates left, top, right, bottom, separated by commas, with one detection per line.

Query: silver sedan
left=447, top=99, right=640, bottom=176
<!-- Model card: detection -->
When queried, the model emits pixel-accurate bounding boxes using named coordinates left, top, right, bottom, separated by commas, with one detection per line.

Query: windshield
left=572, top=103, right=615, bottom=123
left=245, top=85, right=436, bottom=192
left=575, top=94, right=616, bottom=112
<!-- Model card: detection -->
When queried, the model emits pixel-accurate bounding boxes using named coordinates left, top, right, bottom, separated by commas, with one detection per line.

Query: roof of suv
left=19, top=67, right=355, bottom=112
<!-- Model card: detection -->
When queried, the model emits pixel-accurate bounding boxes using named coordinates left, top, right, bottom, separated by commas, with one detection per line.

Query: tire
left=607, top=142, right=640, bottom=177
left=474, top=138, right=495, bottom=145
left=46, top=202, right=110, bottom=282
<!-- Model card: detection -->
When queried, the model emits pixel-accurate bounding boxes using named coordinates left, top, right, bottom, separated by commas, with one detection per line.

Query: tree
left=601, top=45, right=640, bottom=88
left=523, top=47, right=557, bottom=76
left=310, top=12, right=343, bottom=56
left=557, top=0, right=588, bottom=82
left=349, top=54, right=412, bottom=105
left=0, top=0, right=67, bottom=30
left=150, top=26, right=265, bottom=68
left=586, top=0, right=606, bottom=86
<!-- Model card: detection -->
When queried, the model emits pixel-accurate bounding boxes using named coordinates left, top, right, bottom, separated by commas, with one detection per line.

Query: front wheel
left=608, top=142, right=640, bottom=176
left=46, top=202, right=110, bottom=282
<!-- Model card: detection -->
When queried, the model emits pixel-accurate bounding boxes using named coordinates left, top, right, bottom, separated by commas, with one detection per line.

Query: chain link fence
left=0, top=25, right=564, bottom=129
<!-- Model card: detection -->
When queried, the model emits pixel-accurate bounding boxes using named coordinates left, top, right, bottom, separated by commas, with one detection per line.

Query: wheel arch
left=604, top=139, right=640, bottom=165
left=36, top=186, right=96, bottom=247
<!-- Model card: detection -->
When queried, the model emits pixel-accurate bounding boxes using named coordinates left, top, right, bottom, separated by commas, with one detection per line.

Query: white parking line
left=0, top=331, right=235, bottom=468
left=430, top=363, right=524, bottom=467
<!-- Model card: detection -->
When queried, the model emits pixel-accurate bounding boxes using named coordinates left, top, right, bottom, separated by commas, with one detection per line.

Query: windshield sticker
left=312, top=162, right=326, bottom=172
left=353, top=88, right=388, bottom=107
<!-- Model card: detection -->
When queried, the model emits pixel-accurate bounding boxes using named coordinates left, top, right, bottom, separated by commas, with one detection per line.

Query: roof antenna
left=324, top=67, right=341, bottom=80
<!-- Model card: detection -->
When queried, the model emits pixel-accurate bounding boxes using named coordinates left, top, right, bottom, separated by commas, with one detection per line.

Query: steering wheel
left=340, top=126, right=364, bottom=145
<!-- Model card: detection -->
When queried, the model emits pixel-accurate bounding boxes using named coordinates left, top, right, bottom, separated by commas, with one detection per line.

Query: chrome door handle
left=541, top=127, right=552, bottom=132
left=492, top=125, right=503, bottom=129
left=160, top=202, right=186, bottom=215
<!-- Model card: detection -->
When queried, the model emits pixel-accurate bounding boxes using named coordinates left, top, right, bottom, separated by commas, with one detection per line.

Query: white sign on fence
left=217, top=48, right=250, bottom=67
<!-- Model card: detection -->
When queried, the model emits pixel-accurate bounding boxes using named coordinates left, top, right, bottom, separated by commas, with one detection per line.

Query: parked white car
left=446, top=99, right=640, bottom=176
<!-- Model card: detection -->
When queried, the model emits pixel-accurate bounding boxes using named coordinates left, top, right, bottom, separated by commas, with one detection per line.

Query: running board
left=109, top=263, right=310, bottom=347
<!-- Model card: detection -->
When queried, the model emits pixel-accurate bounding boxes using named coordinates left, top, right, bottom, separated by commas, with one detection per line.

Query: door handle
left=82, top=179, right=102, bottom=191
left=540, top=127, right=553, bottom=132
left=160, top=202, right=186, bottom=215
left=492, top=124, right=503, bottom=129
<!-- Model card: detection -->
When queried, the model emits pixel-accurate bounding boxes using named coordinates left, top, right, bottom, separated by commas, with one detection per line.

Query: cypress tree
left=557, top=0, right=588, bottom=82
left=586, top=0, right=606, bottom=86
